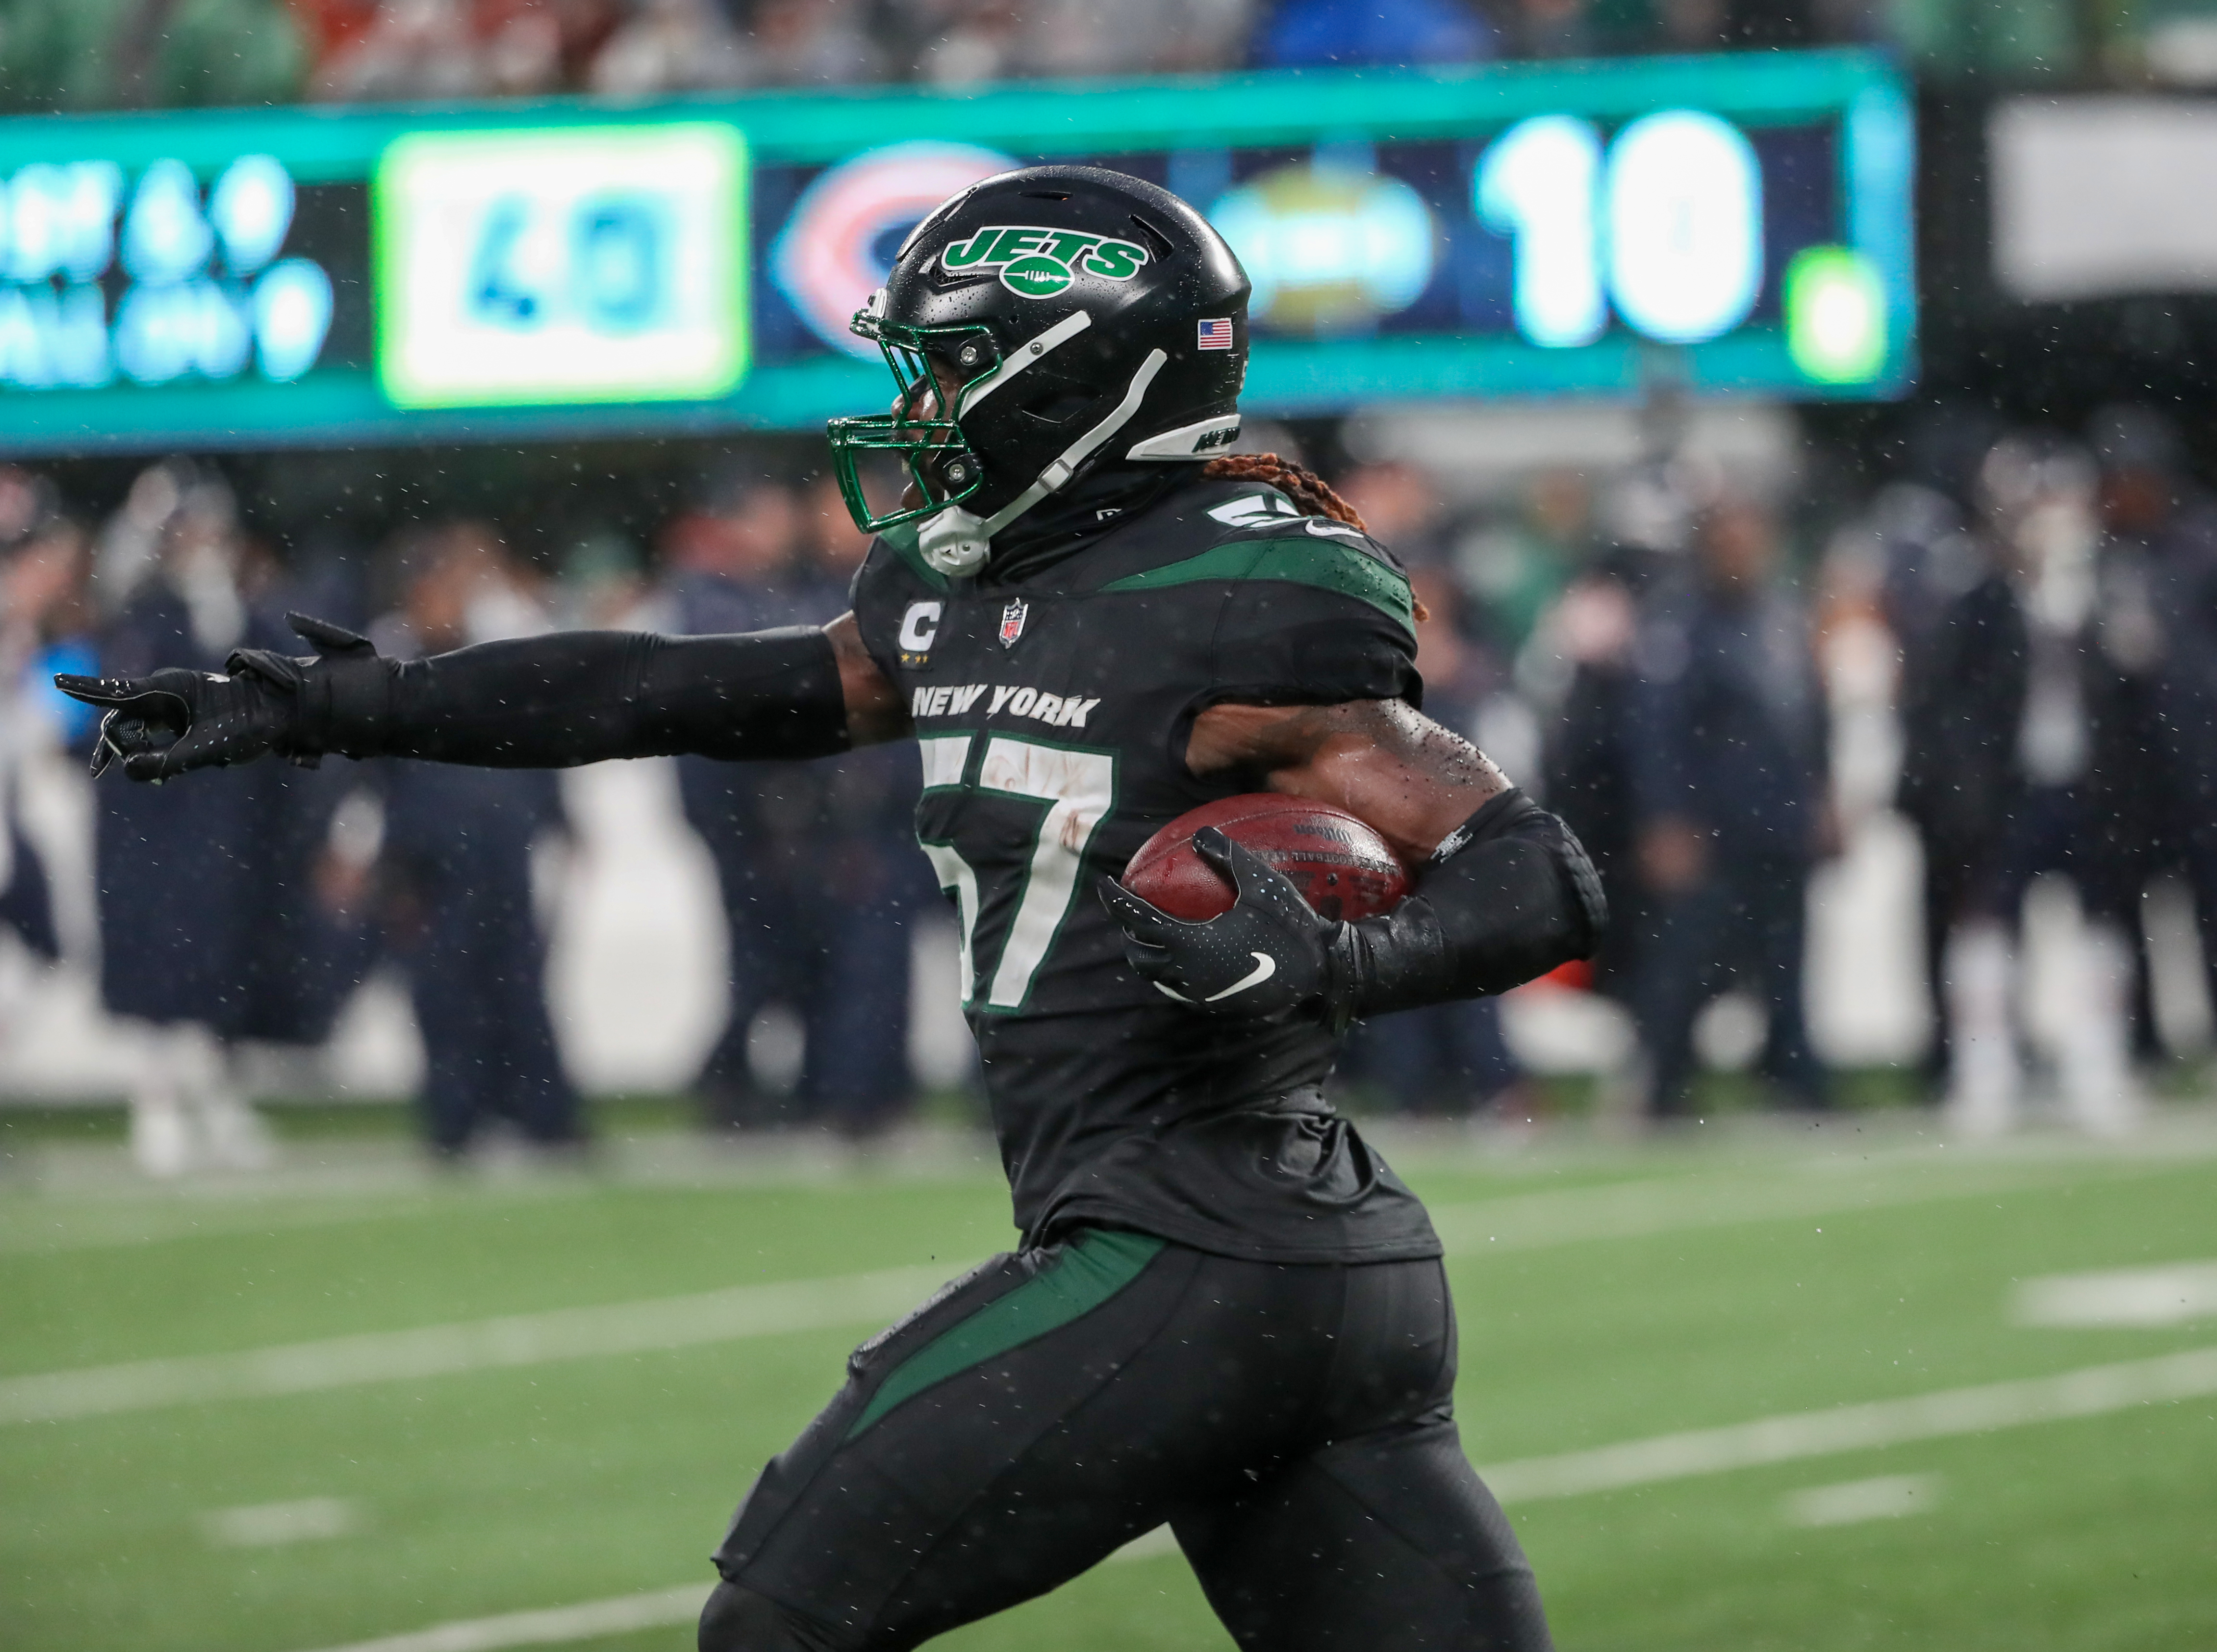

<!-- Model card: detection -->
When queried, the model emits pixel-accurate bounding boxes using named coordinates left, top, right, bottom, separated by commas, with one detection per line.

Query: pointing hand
left=55, top=611, right=374, bottom=782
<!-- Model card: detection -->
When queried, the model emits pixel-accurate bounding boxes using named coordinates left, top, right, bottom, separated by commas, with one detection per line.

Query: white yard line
left=297, top=1585, right=709, bottom=1652
left=1479, top=1344, right=2217, bottom=1502
left=202, top=1496, right=360, bottom=1548
left=0, top=1195, right=473, bottom=1257
left=281, top=1343, right=2217, bottom=1652
left=293, top=1527, right=1177, bottom=1652
left=2014, top=1259, right=2217, bottom=1328
left=0, top=1263, right=960, bottom=1426
left=12, top=1118, right=2205, bottom=1258
left=0, top=1158, right=2157, bottom=1427
left=1426, top=1159, right=2087, bottom=1254
left=1782, top=1473, right=1942, bottom=1527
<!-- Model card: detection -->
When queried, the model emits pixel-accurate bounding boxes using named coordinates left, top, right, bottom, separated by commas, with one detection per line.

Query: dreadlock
left=1199, top=452, right=1430, bottom=624
left=1201, top=452, right=1366, bottom=531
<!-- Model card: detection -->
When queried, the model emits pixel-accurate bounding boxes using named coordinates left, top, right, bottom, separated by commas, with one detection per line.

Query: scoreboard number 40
left=374, top=122, right=749, bottom=410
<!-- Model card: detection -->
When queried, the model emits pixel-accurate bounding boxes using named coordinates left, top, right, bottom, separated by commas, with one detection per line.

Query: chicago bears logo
left=770, top=141, right=1017, bottom=356
left=940, top=227, right=1151, bottom=300
left=999, top=599, right=1028, bottom=647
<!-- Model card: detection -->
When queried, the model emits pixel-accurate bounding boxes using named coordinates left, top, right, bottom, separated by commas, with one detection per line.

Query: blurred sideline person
left=2090, top=407, right=2217, bottom=1047
left=1867, top=467, right=1986, bottom=1090
left=1540, top=395, right=1724, bottom=1037
left=1900, top=437, right=2141, bottom=1135
left=64, top=167, right=1598, bottom=1652
left=1455, top=467, right=1592, bottom=655
left=657, top=478, right=811, bottom=1126
left=784, top=474, right=930, bottom=1135
left=1628, top=495, right=1832, bottom=1118
left=367, top=523, right=583, bottom=1158
left=0, top=499, right=89, bottom=1028
left=90, top=474, right=280, bottom=1172
left=656, top=477, right=924, bottom=1133
left=1340, top=555, right=1528, bottom=1118
left=1537, top=557, right=1646, bottom=1006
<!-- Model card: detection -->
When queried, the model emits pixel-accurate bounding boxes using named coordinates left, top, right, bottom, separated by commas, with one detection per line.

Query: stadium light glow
left=1785, top=245, right=1886, bottom=383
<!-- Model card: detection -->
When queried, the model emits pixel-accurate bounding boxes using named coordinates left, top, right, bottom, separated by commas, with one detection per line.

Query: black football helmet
left=827, top=164, right=1250, bottom=574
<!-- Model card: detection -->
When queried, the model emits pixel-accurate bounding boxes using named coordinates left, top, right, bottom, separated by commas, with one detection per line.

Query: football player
left=62, top=166, right=1603, bottom=1652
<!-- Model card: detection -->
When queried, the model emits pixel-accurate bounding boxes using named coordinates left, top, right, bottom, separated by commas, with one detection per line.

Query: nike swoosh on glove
left=1097, top=826, right=1356, bottom=1024
left=56, top=612, right=372, bottom=782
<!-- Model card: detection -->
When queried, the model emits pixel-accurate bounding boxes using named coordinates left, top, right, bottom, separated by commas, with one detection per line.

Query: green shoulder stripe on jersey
left=846, top=1228, right=1165, bottom=1439
left=876, top=519, right=951, bottom=591
left=1097, top=532, right=1415, bottom=631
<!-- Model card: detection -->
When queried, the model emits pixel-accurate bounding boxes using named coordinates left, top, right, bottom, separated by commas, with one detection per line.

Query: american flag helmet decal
left=1197, top=318, right=1234, bottom=350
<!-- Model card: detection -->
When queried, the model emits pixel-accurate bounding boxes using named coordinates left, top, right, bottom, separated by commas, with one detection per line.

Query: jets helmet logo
left=940, top=226, right=1152, bottom=300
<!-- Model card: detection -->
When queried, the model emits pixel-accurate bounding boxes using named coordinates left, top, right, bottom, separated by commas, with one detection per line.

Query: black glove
left=1101, top=793, right=1605, bottom=1031
left=1098, top=826, right=1357, bottom=1025
left=57, top=613, right=375, bottom=782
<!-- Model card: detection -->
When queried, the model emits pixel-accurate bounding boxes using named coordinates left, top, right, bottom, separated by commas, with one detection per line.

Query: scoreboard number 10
left=1478, top=109, right=1767, bottom=351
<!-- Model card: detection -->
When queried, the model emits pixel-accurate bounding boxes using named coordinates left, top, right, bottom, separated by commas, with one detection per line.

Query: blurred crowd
left=1861, top=407, right=2217, bottom=1135
left=0, top=458, right=933, bottom=1169
left=0, top=0, right=1910, bottom=114
left=5, top=404, right=2216, bottom=1169
left=1518, top=399, right=2217, bottom=1137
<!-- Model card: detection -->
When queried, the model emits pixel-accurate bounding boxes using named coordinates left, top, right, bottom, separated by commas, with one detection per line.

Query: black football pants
left=705, top=1229, right=1551, bottom=1651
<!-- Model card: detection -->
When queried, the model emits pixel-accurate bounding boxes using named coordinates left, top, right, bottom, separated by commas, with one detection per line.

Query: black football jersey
left=850, top=471, right=1441, bottom=1263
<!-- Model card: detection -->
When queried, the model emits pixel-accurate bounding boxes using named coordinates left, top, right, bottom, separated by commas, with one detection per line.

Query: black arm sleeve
left=1333, top=789, right=1607, bottom=1017
left=296, top=627, right=850, bottom=768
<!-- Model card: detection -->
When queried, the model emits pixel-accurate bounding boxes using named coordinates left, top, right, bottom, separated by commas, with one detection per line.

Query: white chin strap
left=918, top=347, right=1168, bottom=577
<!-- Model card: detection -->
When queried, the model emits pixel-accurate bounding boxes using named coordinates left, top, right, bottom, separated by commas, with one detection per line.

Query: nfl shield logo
left=999, top=598, right=1028, bottom=648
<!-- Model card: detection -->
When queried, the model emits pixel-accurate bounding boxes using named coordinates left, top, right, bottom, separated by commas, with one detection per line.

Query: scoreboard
left=0, top=50, right=1913, bottom=456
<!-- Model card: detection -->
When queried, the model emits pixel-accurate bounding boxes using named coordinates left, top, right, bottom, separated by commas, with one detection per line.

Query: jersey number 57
left=915, top=734, right=1115, bottom=1013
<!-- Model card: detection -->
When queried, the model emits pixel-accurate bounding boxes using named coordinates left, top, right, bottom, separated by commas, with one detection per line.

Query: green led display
left=0, top=49, right=1915, bottom=457
left=375, top=123, right=748, bottom=409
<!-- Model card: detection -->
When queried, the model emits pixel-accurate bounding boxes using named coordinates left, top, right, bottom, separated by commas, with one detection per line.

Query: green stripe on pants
left=847, top=1229, right=1166, bottom=1440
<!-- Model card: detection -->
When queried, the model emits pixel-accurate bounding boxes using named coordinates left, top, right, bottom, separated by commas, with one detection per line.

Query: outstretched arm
left=60, top=610, right=910, bottom=782
left=1101, top=698, right=1605, bottom=1024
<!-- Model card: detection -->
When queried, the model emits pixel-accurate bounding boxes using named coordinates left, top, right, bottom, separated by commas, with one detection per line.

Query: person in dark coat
left=1868, top=480, right=1989, bottom=1088
left=785, top=475, right=929, bottom=1135
left=368, top=523, right=583, bottom=1158
left=1, top=507, right=85, bottom=977
left=659, top=476, right=925, bottom=1134
left=1340, top=558, right=1528, bottom=1117
left=1541, top=557, right=1648, bottom=1007
left=92, top=477, right=285, bottom=1172
left=1626, top=495, right=1832, bottom=1118
left=1898, top=435, right=2141, bottom=1133
left=2090, top=407, right=2217, bottom=1044
left=660, top=479, right=813, bottom=1128
left=1892, top=503, right=2027, bottom=1087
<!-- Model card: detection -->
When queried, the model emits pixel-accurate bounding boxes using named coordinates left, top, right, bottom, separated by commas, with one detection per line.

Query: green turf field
left=4, top=1118, right=2215, bottom=1652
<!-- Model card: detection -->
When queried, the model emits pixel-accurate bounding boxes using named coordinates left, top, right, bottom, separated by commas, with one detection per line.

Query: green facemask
left=824, top=312, right=999, bottom=535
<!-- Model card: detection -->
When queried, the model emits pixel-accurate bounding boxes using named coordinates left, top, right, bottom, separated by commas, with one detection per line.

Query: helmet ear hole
left=929, top=262, right=1001, bottom=293
left=1126, top=213, right=1176, bottom=262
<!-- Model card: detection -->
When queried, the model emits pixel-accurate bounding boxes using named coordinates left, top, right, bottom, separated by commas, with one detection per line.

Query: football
left=1123, top=794, right=1411, bottom=923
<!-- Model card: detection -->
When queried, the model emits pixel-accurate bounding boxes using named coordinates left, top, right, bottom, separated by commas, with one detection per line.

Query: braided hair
left=1201, top=452, right=1367, bottom=532
left=1199, top=452, right=1430, bottom=624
